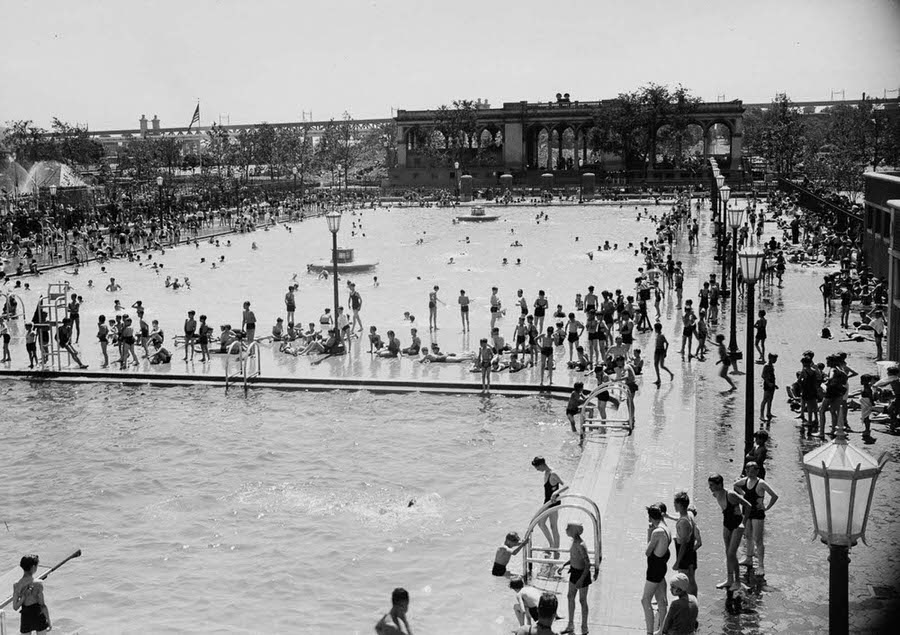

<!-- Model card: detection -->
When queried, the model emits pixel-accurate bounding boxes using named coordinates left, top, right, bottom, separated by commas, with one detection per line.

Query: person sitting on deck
left=377, top=330, right=401, bottom=358
left=149, top=340, right=172, bottom=365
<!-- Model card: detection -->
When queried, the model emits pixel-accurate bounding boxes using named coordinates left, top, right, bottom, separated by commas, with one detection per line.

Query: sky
left=1, top=0, right=898, bottom=131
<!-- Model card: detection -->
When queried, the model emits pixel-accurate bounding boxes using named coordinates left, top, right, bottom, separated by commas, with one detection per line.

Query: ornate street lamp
left=725, top=191, right=743, bottom=365
left=156, top=175, right=164, bottom=228
left=802, top=427, right=889, bottom=635
left=326, top=211, right=345, bottom=355
left=716, top=176, right=727, bottom=294
left=453, top=161, right=460, bottom=199
left=292, top=166, right=298, bottom=201
left=739, top=247, right=765, bottom=453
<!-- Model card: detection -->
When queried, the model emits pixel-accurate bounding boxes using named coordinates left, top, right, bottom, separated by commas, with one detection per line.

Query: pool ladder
left=521, top=493, right=602, bottom=584
left=579, top=380, right=635, bottom=442
left=224, top=340, right=262, bottom=395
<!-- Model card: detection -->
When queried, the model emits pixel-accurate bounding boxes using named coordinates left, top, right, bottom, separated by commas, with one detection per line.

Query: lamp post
left=725, top=193, right=743, bottom=366
left=292, top=166, right=298, bottom=199
left=156, top=175, right=164, bottom=230
left=326, top=211, right=344, bottom=354
left=739, top=247, right=765, bottom=453
left=802, top=425, right=889, bottom=635
left=716, top=175, right=726, bottom=295
left=453, top=161, right=460, bottom=199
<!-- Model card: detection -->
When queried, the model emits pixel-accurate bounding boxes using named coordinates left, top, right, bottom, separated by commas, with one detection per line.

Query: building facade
left=862, top=171, right=900, bottom=359
left=390, top=94, right=745, bottom=188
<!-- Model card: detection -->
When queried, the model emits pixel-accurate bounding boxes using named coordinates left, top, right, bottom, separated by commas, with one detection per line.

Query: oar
left=0, top=549, right=81, bottom=609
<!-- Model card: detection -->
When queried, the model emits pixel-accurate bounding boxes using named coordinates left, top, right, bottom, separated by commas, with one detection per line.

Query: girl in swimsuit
left=708, top=473, right=750, bottom=591
left=642, top=505, right=671, bottom=635
left=531, top=457, right=567, bottom=560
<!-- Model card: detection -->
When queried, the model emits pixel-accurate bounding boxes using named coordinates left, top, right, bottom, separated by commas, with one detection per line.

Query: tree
left=274, top=125, right=315, bottom=193
left=428, top=100, right=480, bottom=168
left=49, top=118, right=104, bottom=167
left=742, top=94, right=805, bottom=178
left=334, top=112, right=361, bottom=194
left=317, top=120, right=342, bottom=189
left=253, top=123, right=277, bottom=179
left=3, top=120, right=54, bottom=164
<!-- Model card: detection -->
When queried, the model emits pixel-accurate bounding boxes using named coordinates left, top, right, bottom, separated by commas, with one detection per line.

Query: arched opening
left=654, top=123, right=705, bottom=168
left=537, top=128, right=551, bottom=170
left=560, top=127, right=577, bottom=170
left=707, top=122, right=732, bottom=161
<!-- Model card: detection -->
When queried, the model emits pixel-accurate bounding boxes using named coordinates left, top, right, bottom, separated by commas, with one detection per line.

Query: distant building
left=862, top=171, right=900, bottom=359
left=389, top=94, right=745, bottom=188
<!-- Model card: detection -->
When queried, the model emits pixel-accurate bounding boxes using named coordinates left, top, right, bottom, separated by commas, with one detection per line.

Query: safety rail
left=243, top=341, right=261, bottom=393
left=579, top=380, right=635, bottom=442
left=520, top=494, right=602, bottom=584
left=0, top=293, right=25, bottom=321
left=224, top=340, right=262, bottom=395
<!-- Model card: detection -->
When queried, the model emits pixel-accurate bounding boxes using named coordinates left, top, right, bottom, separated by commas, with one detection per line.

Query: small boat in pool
left=456, top=206, right=499, bottom=222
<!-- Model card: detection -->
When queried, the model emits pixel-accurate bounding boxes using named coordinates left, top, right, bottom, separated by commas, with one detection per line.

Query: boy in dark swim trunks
left=492, top=531, right=524, bottom=576
left=13, top=554, right=51, bottom=635
left=560, top=522, right=591, bottom=635
left=566, top=382, right=587, bottom=432
left=477, top=338, right=495, bottom=393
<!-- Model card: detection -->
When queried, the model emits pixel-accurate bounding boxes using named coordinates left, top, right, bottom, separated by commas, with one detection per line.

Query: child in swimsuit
left=492, top=532, right=524, bottom=576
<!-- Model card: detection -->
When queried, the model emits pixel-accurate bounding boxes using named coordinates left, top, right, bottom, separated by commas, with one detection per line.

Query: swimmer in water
left=251, top=242, right=258, bottom=250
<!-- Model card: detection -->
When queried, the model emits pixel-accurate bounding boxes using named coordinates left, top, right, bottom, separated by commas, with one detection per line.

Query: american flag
left=188, top=104, right=200, bottom=130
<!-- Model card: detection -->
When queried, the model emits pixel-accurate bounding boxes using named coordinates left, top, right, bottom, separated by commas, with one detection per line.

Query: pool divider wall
left=0, top=370, right=572, bottom=399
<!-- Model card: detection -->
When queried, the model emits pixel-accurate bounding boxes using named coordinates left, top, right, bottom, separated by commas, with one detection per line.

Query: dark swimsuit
left=674, top=515, right=698, bottom=570
left=544, top=474, right=560, bottom=508
left=20, top=602, right=50, bottom=633
left=722, top=494, right=743, bottom=530
left=646, top=527, right=671, bottom=583
left=569, top=566, right=591, bottom=588
left=741, top=478, right=766, bottom=520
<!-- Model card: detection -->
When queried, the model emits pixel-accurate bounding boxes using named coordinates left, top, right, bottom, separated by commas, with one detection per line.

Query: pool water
left=1, top=201, right=711, bottom=633
left=2, top=382, right=580, bottom=633
left=2, top=204, right=682, bottom=383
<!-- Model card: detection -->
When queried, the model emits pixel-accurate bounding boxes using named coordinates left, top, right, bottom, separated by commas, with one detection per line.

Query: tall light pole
left=716, top=174, right=727, bottom=296
left=292, top=166, right=298, bottom=201
left=156, top=175, right=164, bottom=230
left=739, top=247, right=765, bottom=453
left=802, top=423, right=889, bottom=635
left=454, top=161, right=460, bottom=200
left=726, top=194, right=743, bottom=366
left=326, top=211, right=344, bottom=355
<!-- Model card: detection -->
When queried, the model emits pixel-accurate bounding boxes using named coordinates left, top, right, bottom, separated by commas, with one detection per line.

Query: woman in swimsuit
left=708, top=473, right=750, bottom=592
left=532, top=457, right=567, bottom=560
left=642, top=505, right=670, bottom=635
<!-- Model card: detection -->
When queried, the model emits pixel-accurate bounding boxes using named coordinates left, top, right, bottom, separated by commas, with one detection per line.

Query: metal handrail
left=579, top=381, right=634, bottom=440
left=243, top=341, right=261, bottom=394
left=521, top=496, right=602, bottom=584
left=223, top=340, right=245, bottom=393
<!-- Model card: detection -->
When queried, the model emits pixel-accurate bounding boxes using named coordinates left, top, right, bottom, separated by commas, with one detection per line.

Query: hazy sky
left=1, top=0, right=898, bottom=130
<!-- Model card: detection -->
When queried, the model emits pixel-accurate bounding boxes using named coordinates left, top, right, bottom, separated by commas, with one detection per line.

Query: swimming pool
left=2, top=203, right=677, bottom=384
left=2, top=382, right=581, bottom=632
left=2, top=201, right=709, bottom=632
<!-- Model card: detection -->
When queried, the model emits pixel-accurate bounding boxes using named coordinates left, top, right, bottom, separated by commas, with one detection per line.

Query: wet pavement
left=683, top=211, right=900, bottom=634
